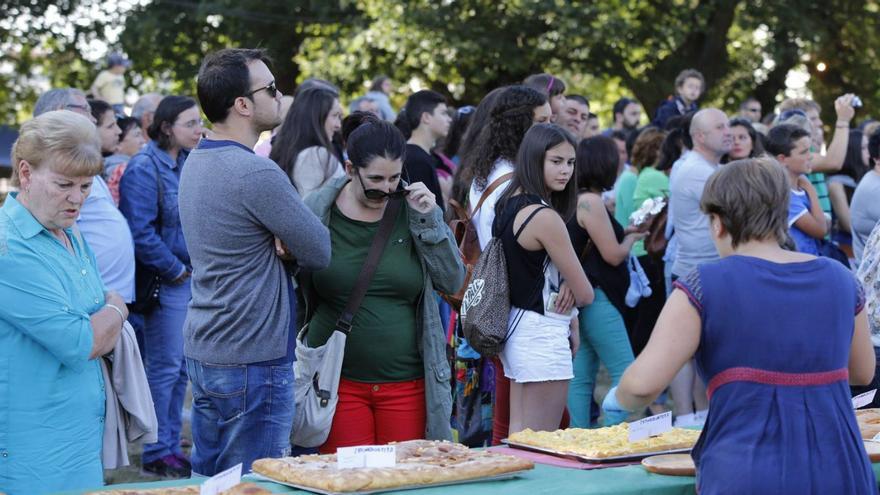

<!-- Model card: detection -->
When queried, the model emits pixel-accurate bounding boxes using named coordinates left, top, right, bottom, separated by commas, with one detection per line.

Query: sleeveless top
left=674, top=255, right=874, bottom=494
left=567, top=201, right=630, bottom=316
left=494, top=194, right=559, bottom=315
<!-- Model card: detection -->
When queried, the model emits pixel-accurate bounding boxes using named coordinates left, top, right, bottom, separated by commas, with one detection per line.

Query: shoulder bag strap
left=334, top=198, right=404, bottom=335
left=469, top=173, right=513, bottom=218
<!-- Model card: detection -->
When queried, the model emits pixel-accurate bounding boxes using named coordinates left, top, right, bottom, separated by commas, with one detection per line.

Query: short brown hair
left=11, top=111, right=103, bottom=186
left=630, top=128, right=667, bottom=171
left=675, top=69, right=704, bottom=90
left=700, top=157, right=790, bottom=248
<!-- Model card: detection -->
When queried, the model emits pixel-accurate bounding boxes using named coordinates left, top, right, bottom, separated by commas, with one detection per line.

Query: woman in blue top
left=604, top=157, right=876, bottom=494
left=0, top=111, right=128, bottom=494
left=119, top=96, right=203, bottom=478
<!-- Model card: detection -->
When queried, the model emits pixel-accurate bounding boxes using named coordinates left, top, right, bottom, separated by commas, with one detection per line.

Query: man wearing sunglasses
left=178, top=48, right=331, bottom=476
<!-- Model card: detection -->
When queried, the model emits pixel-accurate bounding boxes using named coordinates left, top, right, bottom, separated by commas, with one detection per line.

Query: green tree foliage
left=118, top=0, right=360, bottom=97
left=0, top=0, right=115, bottom=122
left=2, top=0, right=879, bottom=127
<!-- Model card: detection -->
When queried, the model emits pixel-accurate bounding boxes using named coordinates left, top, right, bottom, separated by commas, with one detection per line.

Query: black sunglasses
left=245, top=81, right=278, bottom=98
left=355, top=170, right=410, bottom=200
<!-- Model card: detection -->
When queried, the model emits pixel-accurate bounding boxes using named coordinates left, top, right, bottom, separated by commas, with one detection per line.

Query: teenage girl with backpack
left=493, top=123, right=593, bottom=434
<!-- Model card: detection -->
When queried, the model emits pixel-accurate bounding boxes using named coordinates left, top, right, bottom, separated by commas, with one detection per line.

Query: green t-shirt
left=807, top=171, right=831, bottom=240
left=614, top=169, right=639, bottom=227
left=307, top=205, right=424, bottom=382
left=631, top=167, right=670, bottom=257
left=808, top=171, right=832, bottom=214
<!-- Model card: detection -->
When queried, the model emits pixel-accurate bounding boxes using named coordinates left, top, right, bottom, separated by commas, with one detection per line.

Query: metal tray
left=250, top=469, right=530, bottom=495
left=502, top=439, right=692, bottom=463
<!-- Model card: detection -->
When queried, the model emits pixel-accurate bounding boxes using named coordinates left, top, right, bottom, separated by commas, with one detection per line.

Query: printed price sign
left=853, top=389, right=877, bottom=409
left=628, top=411, right=673, bottom=443
left=337, top=445, right=397, bottom=469
left=201, top=463, right=242, bottom=495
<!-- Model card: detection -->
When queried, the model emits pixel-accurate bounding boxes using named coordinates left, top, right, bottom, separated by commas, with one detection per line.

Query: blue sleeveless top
left=674, top=255, right=875, bottom=494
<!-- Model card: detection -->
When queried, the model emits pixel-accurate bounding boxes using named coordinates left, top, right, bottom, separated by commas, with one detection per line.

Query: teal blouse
left=0, top=193, right=107, bottom=494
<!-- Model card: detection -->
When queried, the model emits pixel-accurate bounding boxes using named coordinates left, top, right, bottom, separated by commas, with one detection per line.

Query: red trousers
left=320, top=378, right=426, bottom=454
left=491, top=357, right=570, bottom=445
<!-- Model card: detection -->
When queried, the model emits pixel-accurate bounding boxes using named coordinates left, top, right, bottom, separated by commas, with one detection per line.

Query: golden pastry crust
left=251, top=440, right=533, bottom=492
left=856, top=408, right=880, bottom=439
left=85, top=482, right=271, bottom=495
left=507, top=424, right=700, bottom=458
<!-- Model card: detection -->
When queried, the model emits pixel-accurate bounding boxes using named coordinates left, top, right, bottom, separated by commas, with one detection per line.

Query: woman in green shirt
left=629, top=128, right=669, bottom=356
left=301, top=117, right=464, bottom=454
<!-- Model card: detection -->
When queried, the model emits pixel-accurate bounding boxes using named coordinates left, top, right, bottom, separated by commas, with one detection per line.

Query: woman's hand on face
left=404, top=182, right=436, bottom=213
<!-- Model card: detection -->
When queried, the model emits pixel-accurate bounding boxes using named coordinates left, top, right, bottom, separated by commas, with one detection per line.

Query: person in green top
left=627, top=128, right=670, bottom=357
left=300, top=116, right=464, bottom=454
left=612, top=129, right=638, bottom=226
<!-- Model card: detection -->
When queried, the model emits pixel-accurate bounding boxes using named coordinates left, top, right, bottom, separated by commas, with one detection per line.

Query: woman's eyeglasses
left=245, top=81, right=278, bottom=99
left=355, top=169, right=410, bottom=200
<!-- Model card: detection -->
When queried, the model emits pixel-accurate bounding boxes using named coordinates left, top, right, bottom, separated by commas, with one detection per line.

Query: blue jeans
left=567, top=289, right=635, bottom=427
left=143, top=280, right=190, bottom=463
left=185, top=358, right=294, bottom=476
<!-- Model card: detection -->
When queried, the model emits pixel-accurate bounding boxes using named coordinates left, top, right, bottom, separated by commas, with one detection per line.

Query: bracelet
left=105, top=303, right=126, bottom=326
left=836, top=121, right=850, bottom=128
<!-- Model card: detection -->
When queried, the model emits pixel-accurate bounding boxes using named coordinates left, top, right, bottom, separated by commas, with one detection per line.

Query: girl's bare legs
left=509, top=380, right=569, bottom=434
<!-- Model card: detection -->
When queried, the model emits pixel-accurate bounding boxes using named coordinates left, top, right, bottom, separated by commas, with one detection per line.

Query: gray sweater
left=179, top=141, right=330, bottom=364
left=852, top=170, right=880, bottom=264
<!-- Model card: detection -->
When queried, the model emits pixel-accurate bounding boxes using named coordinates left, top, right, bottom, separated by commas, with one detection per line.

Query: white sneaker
left=694, top=409, right=708, bottom=425
left=673, top=412, right=699, bottom=427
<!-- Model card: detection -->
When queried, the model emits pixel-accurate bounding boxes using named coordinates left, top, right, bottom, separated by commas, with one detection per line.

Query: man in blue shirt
left=33, top=88, right=136, bottom=304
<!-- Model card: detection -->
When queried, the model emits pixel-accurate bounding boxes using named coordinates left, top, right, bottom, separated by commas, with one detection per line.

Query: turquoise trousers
left=567, top=289, right=635, bottom=427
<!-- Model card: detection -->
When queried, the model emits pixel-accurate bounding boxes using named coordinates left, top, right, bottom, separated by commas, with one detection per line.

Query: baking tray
left=502, top=439, right=692, bottom=463
left=250, top=469, right=531, bottom=495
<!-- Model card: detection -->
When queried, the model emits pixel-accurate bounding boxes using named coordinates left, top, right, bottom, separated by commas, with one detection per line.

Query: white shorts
left=500, top=307, right=574, bottom=383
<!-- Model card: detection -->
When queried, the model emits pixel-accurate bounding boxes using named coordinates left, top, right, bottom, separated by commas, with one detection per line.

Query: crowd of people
left=1, top=48, right=880, bottom=494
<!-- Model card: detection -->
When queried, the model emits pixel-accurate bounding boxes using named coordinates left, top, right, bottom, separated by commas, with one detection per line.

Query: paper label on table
left=628, top=411, right=672, bottom=442
left=853, top=389, right=876, bottom=409
left=337, top=445, right=397, bottom=469
left=200, top=463, right=241, bottom=495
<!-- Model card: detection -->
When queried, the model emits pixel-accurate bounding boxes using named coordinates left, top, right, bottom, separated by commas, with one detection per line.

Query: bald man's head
left=690, top=108, right=731, bottom=161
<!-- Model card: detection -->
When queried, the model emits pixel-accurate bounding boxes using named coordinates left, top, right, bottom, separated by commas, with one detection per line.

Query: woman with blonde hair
left=0, top=111, right=129, bottom=493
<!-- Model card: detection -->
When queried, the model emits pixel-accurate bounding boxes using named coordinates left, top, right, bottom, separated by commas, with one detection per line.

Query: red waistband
left=706, top=367, right=849, bottom=401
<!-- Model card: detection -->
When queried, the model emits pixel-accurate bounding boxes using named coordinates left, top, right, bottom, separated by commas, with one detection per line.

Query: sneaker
left=142, top=454, right=191, bottom=479
left=694, top=409, right=709, bottom=425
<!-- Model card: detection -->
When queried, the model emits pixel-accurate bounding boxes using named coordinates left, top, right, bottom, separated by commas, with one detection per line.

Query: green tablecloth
left=63, top=462, right=880, bottom=495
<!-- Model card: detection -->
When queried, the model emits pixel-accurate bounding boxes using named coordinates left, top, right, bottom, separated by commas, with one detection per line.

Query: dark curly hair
left=463, top=85, right=547, bottom=191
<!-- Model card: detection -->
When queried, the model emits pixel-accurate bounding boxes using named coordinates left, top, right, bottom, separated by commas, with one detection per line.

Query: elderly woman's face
left=19, top=159, right=93, bottom=232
